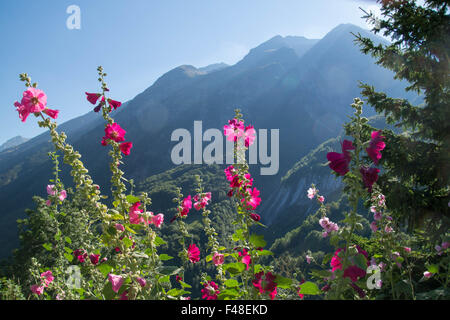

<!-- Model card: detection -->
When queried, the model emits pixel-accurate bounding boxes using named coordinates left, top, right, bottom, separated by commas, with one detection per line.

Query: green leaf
left=154, top=236, right=167, bottom=246
left=218, top=288, right=241, bottom=299
left=42, top=243, right=52, bottom=251
left=124, top=225, right=137, bottom=234
left=122, top=237, right=133, bottom=248
left=231, top=229, right=245, bottom=242
left=179, top=281, right=192, bottom=289
left=427, top=264, right=439, bottom=274
left=158, top=275, right=170, bottom=283
left=275, top=275, right=293, bottom=289
left=64, top=237, right=72, bottom=244
left=159, top=254, right=174, bottom=261
left=224, top=279, right=239, bottom=288
left=224, top=262, right=246, bottom=276
left=126, top=195, right=141, bottom=204
left=97, top=264, right=113, bottom=277
left=64, top=247, right=73, bottom=254
left=257, top=250, right=273, bottom=256
left=159, top=266, right=183, bottom=276
left=354, top=254, right=368, bottom=270
left=310, top=269, right=332, bottom=279
left=298, top=281, right=321, bottom=295
left=64, top=253, right=73, bottom=262
left=166, top=288, right=190, bottom=297
left=249, top=234, right=266, bottom=248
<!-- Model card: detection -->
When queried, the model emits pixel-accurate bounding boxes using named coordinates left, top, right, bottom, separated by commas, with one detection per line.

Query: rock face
left=0, top=136, right=29, bottom=153
left=0, top=24, right=414, bottom=258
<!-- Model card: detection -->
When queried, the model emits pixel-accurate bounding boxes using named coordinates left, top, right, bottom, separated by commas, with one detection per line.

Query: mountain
left=0, top=136, right=29, bottom=153
left=0, top=24, right=416, bottom=259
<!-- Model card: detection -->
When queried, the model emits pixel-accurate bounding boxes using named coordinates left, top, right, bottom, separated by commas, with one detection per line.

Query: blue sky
left=0, top=0, right=382, bottom=145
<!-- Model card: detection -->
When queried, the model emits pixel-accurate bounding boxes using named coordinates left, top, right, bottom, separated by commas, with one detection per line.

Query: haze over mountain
left=0, top=24, right=417, bottom=258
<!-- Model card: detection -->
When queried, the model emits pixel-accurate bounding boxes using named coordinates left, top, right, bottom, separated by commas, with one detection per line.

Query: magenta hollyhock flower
left=180, top=195, right=192, bottom=217
left=252, top=271, right=277, bottom=300
left=330, top=249, right=343, bottom=272
left=403, top=247, right=411, bottom=253
left=360, top=166, right=380, bottom=193
left=245, top=187, right=262, bottom=210
left=108, top=274, right=124, bottom=293
left=224, top=119, right=245, bottom=142
left=89, top=254, right=100, bottom=265
left=30, top=284, right=45, bottom=295
left=212, top=252, right=225, bottom=266
left=442, top=241, right=450, bottom=249
left=151, top=213, right=164, bottom=228
left=94, top=96, right=106, bottom=112
left=85, top=92, right=101, bottom=105
left=366, top=130, right=386, bottom=165
left=107, top=99, right=122, bottom=110
left=14, top=101, right=31, bottom=122
left=115, top=224, right=125, bottom=232
left=22, top=88, right=47, bottom=113
left=229, top=175, right=242, bottom=188
left=326, top=140, right=355, bottom=175
left=224, top=165, right=236, bottom=181
left=193, top=192, right=212, bottom=210
left=119, top=142, right=133, bottom=155
left=40, top=270, right=54, bottom=286
left=238, top=249, right=252, bottom=270
left=187, top=244, right=200, bottom=263
left=384, top=225, right=394, bottom=233
left=43, top=108, right=59, bottom=119
left=244, top=125, right=256, bottom=147
left=343, top=265, right=366, bottom=282
left=137, top=277, right=146, bottom=287
left=104, top=123, right=126, bottom=143
left=318, top=196, right=325, bottom=203
left=201, top=281, right=220, bottom=300
left=176, top=275, right=183, bottom=282
left=250, top=213, right=261, bottom=222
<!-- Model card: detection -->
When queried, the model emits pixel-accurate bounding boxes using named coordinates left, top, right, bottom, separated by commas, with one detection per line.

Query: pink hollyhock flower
left=318, top=196, right=325, bottom=203
left=151, top=213, right=164, bottom=228
left=366, top=130, right=386, bottom=165
left=373, top=211, right=382, bottom=221
left=40, top=270, right=54, bottom=286
left=108, top=99, right=122, bottom=110
left=307, top=187, right=317, bottom=200
left=108, top=274, right=124, bottom=293
left=187, top=244, right=200, bottom=263
left=224, top=119, right=244, bottom=142
left=47, top=185, right=57, bottom=196
left=137, top=277, right=146, bottom=287
left=89, top=254, right=100, bottom=265
left=306, top=255, right=312, bottom=264
left=250, top=213, right=261, bottom=222
left=129, top=202, right=144, bottom=225
left=238, top=249, right=251, bottom=270
left=384, top=225, right=394, bottom=233
left=245, top=187, right=262, bottom=210
left=104, top=123, right=126, bottom=142
left=319, top=217, right=339, bottom=235
left=326, top=140, right=355, bottom=175
left=193, top=192, right=212, bottom=210
left=360, top=166, right=380, bottom=193
left=442, top=241, right=450, bottom=249
left=370, top=221, right=378, bottom=232
left=212, top=252, right=225, bottom=266
left=115, top=224, right=125, bottom=232
left=423, top=271, right=433, bottom=279
left=330, top=249, right=343, bottom=272
left=45, top=200, right=52, bottom=206
left=22, top=88, right=47, bottom=113
left=343, top=265, right=366, bottom=282
left=30, top=284, right=44, bottom=295
left=58, top=190, right=67, bottom=201
left=14, top=101, right=31, bottom=122
left=85, top=92, right=101, bottom=105
left=244, top=125, right=256, bottom=147
left=43, top=108, right=59, bottom=119
left=201, top=281, right=220, bottom=300
left=252, top=271, right=277, bottom=300
left=403, top=247, right=411, bottom=253
left=180, top=195, right=192, bottom=217
left=224, top=165, right=236, bottom=181
left=119, top=142, right=133, bottom=155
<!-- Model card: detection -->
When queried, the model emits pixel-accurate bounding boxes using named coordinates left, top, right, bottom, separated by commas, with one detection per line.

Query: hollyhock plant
left=326, top=140, right=355, bottom=175
left=30, top=285, right=45, bottom=296
left=108, top=274, right=124, bottom=293
left=187, top=244, right=200, bottom=263
left=22, top=87, right=47, bottom=113
left=201, top=281, right=220, bottom=300
left=366, top=130, right=386, bottom=165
